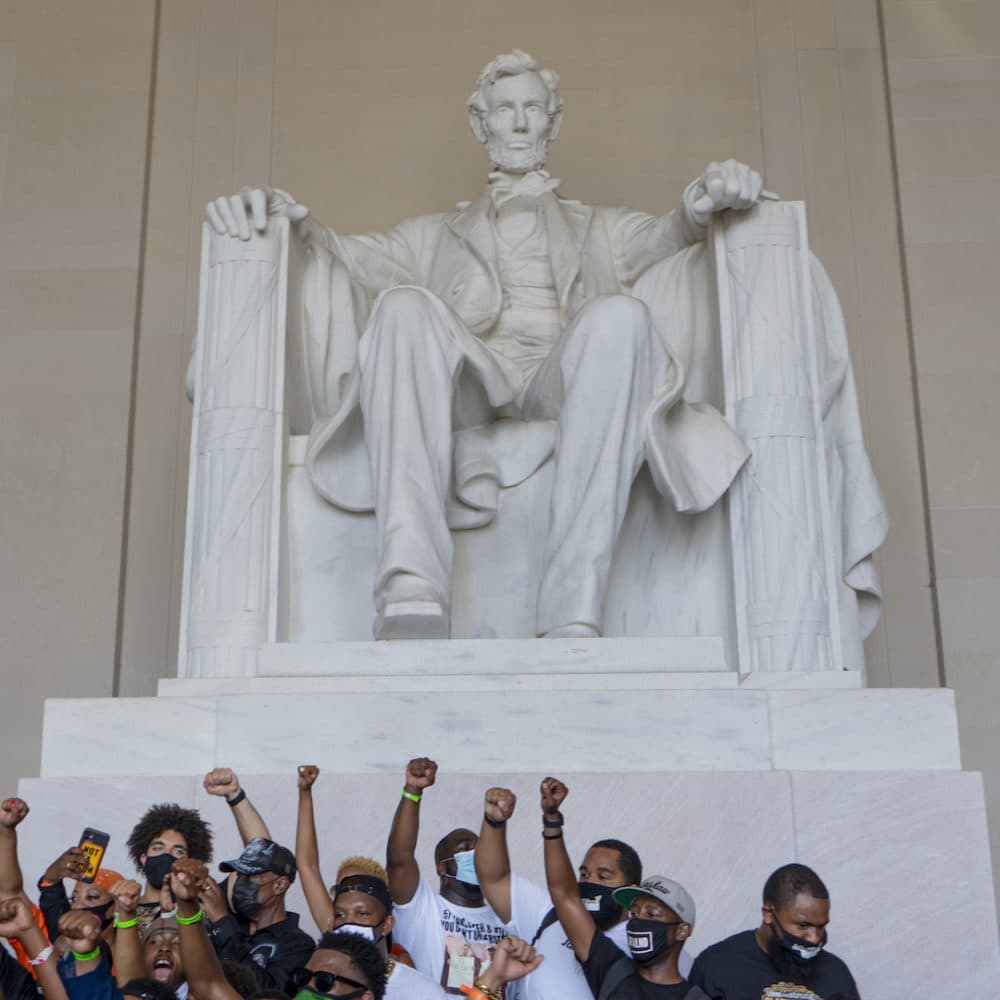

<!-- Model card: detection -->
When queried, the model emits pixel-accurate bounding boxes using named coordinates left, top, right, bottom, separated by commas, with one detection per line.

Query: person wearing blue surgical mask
left=386, top=758, right=510, bottom=995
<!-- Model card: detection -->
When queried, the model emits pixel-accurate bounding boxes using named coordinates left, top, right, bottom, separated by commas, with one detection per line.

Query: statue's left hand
left=685, top=159, right=768, bottom=226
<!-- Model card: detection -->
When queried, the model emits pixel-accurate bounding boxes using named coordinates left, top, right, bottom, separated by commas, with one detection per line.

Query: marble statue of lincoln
left=207, top=49, right=765, bottom=641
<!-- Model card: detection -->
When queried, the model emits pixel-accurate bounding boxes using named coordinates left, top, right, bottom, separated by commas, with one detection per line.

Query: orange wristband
left=459, top=987, right=488, bottom=1000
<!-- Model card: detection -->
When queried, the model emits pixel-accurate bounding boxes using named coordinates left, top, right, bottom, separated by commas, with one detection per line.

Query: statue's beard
left=487, top=135, right=549, bottom=174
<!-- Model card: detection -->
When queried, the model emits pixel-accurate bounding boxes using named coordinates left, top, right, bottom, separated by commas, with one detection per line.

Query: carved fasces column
left=712, top=202, right=843, bottom=672
left=179, top=219, right=293, bottom=678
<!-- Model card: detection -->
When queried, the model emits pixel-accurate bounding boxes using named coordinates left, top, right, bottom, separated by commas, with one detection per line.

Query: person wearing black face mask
left=475, top=783, right=663, bottom=1000
left=203, top=837, right=314, bottom=993
left=540, top=777, right=708, bottom=1000
left=687, top=863, right=860, bottom=1000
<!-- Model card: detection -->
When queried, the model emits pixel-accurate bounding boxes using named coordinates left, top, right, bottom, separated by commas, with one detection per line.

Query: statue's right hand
left=205, top=186, right=312, bottom=241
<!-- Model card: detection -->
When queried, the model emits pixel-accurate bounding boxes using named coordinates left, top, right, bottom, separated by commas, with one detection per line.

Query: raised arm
left=540, top=777, right=596, bottom=962
left=0, top=896, right=68, bottom=1000
left=169, top=859, right=242, bottom=1000
left=0, top=796, right=29, bottom=897
left=386, top=757, right=437, bottom=905
left=474, top=787, right=517, bottom=923
left=108, top=879, right=143, bottom=987
left=203, top=768, right=270, bottom=844
left=295, top=764, right=334, bottom=933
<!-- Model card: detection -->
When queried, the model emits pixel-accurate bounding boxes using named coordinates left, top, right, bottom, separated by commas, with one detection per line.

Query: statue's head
left=467, top=49, right=563, bottom=173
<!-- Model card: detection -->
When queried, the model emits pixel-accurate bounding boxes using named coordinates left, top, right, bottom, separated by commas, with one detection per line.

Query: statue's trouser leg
left=359, top=287, right=465, bottom=612
left=359, top=286, right=514, bottom=617
left=522, top=295, right=663, bottom=635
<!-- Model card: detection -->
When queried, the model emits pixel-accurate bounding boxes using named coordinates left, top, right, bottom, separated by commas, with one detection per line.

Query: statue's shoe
left=542, top=623, right=600, bottom=638
left=374, top=600, right=449, bottom=640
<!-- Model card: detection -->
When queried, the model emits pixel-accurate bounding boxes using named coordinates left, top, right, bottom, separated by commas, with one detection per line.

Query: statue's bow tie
left=488, top=170, right=560, bottom=208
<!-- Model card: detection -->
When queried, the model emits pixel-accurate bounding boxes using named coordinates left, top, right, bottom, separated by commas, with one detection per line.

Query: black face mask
left=232, top=875, right=263, bottom=918
left=79, top=902, right=114, bottom=930
left=626, top=917, right=681, bottom=966
left=143, top=854, right=175, bottom=891
left=578, top=883, right=623, bottom=930
left=766, top=915, right=827, bottom=985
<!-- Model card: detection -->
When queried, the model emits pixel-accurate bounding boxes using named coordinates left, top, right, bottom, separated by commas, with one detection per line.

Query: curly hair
left=126, top=803, right=213, bottom=868
left=315, top=931, right=386, bottom=1000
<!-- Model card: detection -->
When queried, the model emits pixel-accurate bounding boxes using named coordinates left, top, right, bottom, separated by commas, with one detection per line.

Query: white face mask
left=335, top=923, right=378, bottom=943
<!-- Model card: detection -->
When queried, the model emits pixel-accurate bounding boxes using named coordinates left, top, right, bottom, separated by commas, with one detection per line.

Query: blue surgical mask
left=446, top=849, right=480, bottom=887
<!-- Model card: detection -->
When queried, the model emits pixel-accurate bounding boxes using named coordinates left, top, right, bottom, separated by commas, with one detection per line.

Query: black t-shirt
left=687, top=930, right=860, bottom=1000
left=582, top=930, right=701, bottom=1000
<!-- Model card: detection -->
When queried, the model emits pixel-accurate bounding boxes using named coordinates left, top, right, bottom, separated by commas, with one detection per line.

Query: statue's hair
left=330, top=855, right=389, bottom=895
left=467, top=49, right=563, bottom=142
left=762, top=863, right=829, bottom=910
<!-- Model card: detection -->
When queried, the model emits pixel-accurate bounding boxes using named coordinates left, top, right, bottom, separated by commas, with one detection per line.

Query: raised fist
left=539, top=777, right=568, bottom=816
left=484, top=787, right=517, bottom=824
left=109, top=878, right=142, bottom=918
left=483, top=936, right=544, bottom=987
left=58, top=910, right=102, bottom=953
left=405, top=757, right=438, bottom=792
left=0, top=896, right=36, bottom=937
left=170, top=858, right=211, bottom=903
left=203, top=768, right=240, bottom=799
left=297, top=765, right=320, bottom=791
left=0, top=797, right=29, bottom=829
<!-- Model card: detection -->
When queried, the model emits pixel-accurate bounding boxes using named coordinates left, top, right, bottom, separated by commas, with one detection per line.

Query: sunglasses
left=290, top=968, right=369, bottom=995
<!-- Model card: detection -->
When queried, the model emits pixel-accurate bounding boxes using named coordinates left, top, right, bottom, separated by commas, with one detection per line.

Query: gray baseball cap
left=613, top=875, right=696, bottom=927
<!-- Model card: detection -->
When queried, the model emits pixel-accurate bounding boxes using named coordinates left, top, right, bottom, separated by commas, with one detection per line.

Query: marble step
left=40, top=687, right=959, bottom=779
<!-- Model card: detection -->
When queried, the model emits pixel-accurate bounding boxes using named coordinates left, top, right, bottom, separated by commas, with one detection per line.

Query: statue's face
left=483, top=71, right=554, bottom=173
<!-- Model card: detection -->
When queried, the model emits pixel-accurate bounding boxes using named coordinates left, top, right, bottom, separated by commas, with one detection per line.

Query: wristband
left=458, top=987, right=488, bottom=1000
left=159, top=907, right=178, bottom=920
left=483, top=814, right=506, bottom=829
left=28, top=945, right=54, bottom=968
left=225, top=788, right=247, bottom=807
left=38, top=879, right=57, bottom=889
left=113, top=915, right=139, bottom=929
left=543, top=831, right=563, bottom=840
left=542, top=813, right=564, bottom=828
left=72, top=947, right=101, bottom=962
left=176, top=909, right=204, bottom=925
left=401, top=789, right=422, bottom=804
left=473, top=980, right=502, bottom=1000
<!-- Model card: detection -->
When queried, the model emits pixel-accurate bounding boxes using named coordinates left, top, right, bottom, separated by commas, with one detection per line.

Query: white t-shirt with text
left=392, top=879, right=511, bottom=995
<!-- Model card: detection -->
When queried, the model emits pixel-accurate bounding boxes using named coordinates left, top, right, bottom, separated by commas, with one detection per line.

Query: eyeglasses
left=290, top=968, right=369, bottom=995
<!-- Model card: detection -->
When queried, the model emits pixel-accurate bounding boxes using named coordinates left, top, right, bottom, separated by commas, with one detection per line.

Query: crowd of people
left=0, top=759, right=860, bottom=1000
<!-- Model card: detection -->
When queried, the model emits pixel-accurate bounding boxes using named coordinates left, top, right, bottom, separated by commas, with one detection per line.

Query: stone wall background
left=0, top=0, right=996, bottom=923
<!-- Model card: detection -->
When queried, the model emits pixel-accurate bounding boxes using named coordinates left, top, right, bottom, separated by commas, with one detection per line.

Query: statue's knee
left=574, top=295, right=652, bottom=356
left=376, top=285, right=438, bottom=321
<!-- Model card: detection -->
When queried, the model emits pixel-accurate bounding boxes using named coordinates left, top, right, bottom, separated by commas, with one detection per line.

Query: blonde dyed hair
left=329, top=855, right=389, bottom=895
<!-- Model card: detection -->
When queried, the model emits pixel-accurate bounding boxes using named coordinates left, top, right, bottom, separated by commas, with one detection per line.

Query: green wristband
left=73, top=947, right=101, bottom=962
left=113, top=914, right=139, bottom=929
left=176, top=909, right=204, bottom=925
left=401, top=789, right=422, bottom=804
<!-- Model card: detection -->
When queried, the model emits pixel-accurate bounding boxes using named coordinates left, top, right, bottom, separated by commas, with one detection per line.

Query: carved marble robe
left=299, top=189, right=750, bottom=528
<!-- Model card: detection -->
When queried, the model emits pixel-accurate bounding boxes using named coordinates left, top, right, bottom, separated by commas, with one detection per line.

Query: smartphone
left=77, top=828, right=110, bottom=883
